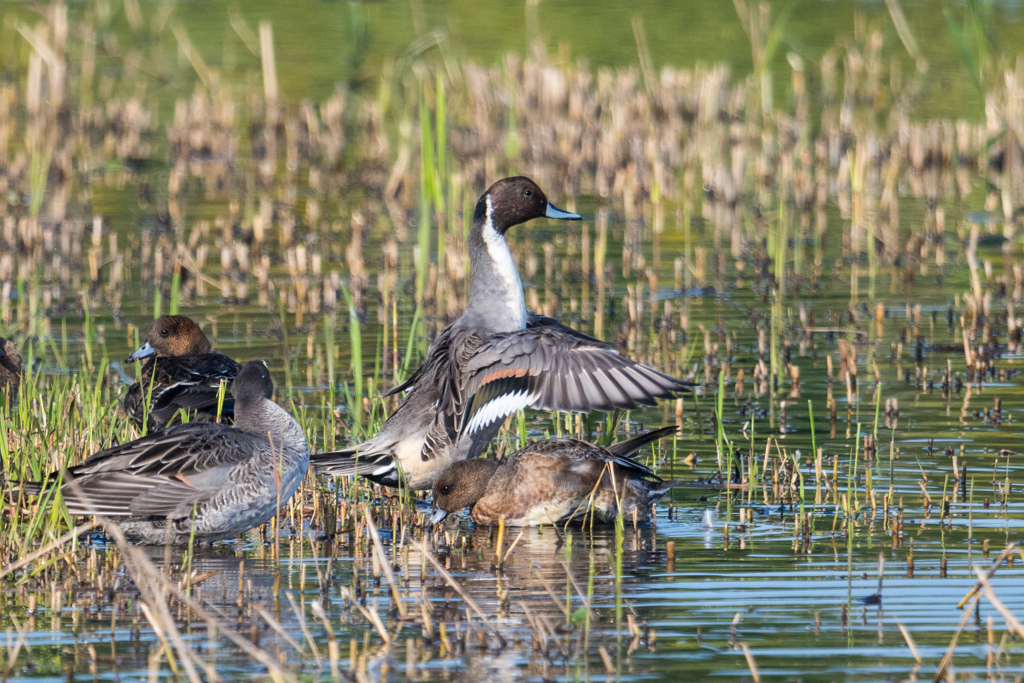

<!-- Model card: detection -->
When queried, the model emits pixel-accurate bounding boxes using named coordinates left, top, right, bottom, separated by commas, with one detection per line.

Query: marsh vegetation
left=2, top=0, right=1024, bottom=680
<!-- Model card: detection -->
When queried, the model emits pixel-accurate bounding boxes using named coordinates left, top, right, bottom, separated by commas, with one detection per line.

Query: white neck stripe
left=481, top=195, right=527, bottom=329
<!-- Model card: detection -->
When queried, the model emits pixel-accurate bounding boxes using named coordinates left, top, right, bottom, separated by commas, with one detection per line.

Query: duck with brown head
left=123, top=316, right=242, bottom=431
left=312, top=177, right=693, bottom=491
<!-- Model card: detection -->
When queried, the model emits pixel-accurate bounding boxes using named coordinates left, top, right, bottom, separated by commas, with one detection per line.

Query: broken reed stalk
left=339, top=586, right=390, bottom=644
left=936, top=591, right=982, bottom=682
left=937, top=545, right=1020, bottom=680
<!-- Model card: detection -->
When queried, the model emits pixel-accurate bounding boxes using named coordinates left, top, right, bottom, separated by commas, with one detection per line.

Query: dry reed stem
left=285, top=591, right=323, bottom=667
left=361, top=502, right=407, bottom=618
left=411, top=538, right=501, bottom=638
left=935, top=591, right=981, bottom=682
left=740, top=642, right=762, bottom=683
left=895, top=620, right=922, bottom=664
left=339, top=586, right=391, bottom=644
left=254, top=603, right=306, bottom=656
left=0, top=520, right=98, bottom=579
left=974, top=567, right=1024, bottom=639
left=956, top=542, right=1016, bottom=608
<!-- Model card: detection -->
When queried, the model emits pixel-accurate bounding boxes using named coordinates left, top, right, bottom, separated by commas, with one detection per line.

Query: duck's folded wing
left=60, top=471, right=210, bottom=518
left=148, top=358, right=239, bottom=423
left=457, top=326, right=691, bottom=438
left=74, top=423, right=263, bottom=475
left=59, top=424, right=268, bottom=517
left=149, top=382, right=236, bottom=426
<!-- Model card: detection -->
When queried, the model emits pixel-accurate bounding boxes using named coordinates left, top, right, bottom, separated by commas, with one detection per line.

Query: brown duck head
left=127, top=316, right=213, bottom=363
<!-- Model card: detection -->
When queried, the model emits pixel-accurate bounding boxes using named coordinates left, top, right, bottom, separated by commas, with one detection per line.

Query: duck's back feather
left=124, top=353, right=240, bottom=430
left=45, top=422, right=273, bottom=518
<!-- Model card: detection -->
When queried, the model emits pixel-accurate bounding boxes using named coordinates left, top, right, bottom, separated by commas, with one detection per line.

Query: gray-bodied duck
left=0, top=337, right=22, bottom=400
left=123, top=316, right=241, bottom=431
left=313, top=176, right=690, bottom=490
left=429, top=426, right=681, bottom=527
left=23, top=361, right=309, bottom=545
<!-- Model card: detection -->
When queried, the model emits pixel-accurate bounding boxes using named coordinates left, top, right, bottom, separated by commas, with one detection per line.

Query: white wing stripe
left=464, top=389, right=538, bottom=435
left=371, top=462, right=396, bottom=476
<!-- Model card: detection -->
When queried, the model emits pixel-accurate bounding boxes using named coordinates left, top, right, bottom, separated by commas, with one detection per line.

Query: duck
left=312, top=176, right=691, bottom=490
left=21, top=361, right=310, bottom=545
left=123, top=315, right=241, bottom=431
left=0, top=337, right=22, bottom=401
left=429, top=425, right=682, bottom=527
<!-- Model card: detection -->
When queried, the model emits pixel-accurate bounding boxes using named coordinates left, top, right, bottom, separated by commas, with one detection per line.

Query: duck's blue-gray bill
left=428, top=507, right=449, bottom=526
left=127, top=341, right=156, bottom=363
left=545, top=203, right=581, bottom=220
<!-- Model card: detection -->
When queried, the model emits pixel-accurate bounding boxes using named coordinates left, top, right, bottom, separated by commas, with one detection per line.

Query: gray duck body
left=26, top=362, right=308, bottom=545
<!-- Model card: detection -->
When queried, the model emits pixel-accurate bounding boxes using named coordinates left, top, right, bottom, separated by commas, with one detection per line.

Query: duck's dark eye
left=160, top=329, right=169, bottom=336
left=524, top=189, right=532, bottom=197
left=441, top=485, right=452, bottom=495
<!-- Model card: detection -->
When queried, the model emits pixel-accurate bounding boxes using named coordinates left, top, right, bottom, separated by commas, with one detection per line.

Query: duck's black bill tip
left=126, top=341, right=156, bottom=363
left=427, top=507, right=449, bottom=526
left=545, top=203, right=581, bottom=221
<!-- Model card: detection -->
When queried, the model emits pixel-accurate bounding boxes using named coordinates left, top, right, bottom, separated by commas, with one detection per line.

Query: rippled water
left=5, top=0, right=1024, bottom=681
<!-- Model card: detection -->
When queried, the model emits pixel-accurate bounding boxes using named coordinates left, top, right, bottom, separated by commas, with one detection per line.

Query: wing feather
left=455, top=322, right=691, bottom=438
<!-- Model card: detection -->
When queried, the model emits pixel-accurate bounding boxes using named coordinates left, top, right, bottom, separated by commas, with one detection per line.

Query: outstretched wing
left=456, top=325, right=690, bottom=439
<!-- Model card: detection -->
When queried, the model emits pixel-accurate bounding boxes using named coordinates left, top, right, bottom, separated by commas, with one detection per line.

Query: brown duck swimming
left=312, top=177, right=691, bottom=490
left=123, top=316, right=241, bottom=431
left=429, top=426, right=681, bottom=527
left=23, top=362, right=309, bottom=545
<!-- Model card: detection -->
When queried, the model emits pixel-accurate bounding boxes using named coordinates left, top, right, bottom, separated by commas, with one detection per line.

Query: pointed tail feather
left=649, top=479, right=684, bottom=505
left=309, top=445, right=360, bottom=465
left=14, top=480, right=44, bottom=496
left=10, top=472, right=65, bottom=497
left=311, top=448, right=400, bottom=487
left=607, top=425, right=679, bottom=459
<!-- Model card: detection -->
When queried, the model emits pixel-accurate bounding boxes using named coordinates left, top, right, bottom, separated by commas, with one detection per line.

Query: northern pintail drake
left=123, top=316, right=241, bottom=431
left=0, top=337, right=22, bottom=400
left=429, top=426, right=681, bottom=526
left=22, top=361, right=309, bottom=545
left=313, top=176, right=691, bottom=490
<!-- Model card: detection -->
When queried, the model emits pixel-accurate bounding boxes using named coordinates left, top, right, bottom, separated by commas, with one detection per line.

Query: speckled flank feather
left=432, top=427, right=680, bottom=527
left=25, top=361, right=309, bottom=545
left=312, top=176, right=690, bottom=492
